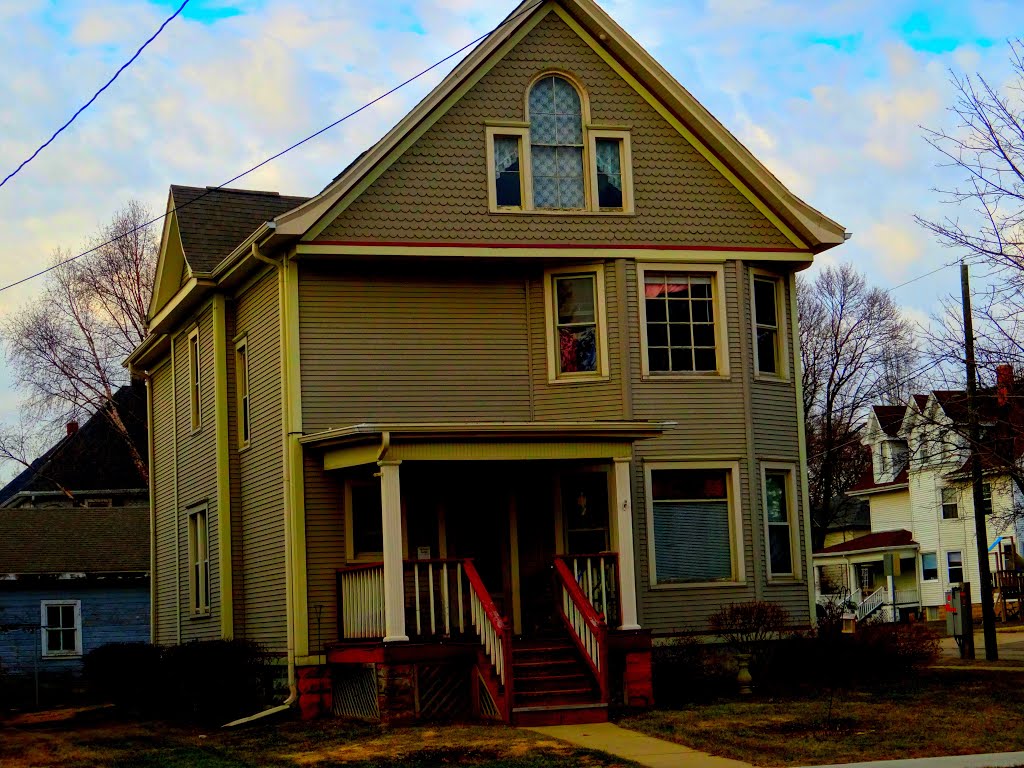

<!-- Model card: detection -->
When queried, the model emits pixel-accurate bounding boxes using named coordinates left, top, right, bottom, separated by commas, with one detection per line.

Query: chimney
left=997, top=364, right=1014, bottom=407
left=66, top=420, right=79, bottom=436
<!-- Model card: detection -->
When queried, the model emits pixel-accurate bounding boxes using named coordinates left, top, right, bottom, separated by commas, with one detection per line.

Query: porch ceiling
left=299, top=421, right=667, bottom=471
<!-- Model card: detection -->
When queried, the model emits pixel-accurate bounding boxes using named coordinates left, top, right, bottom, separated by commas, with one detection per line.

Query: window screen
left=651, top=468, right=732, bottom=582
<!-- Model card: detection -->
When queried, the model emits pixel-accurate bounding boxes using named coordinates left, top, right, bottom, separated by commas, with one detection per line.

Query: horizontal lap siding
left=747, top=267, right=810, bottom=626
left=151, top=361, right=177, bottom=645
left=629, top=260, right=758, bottom=633
left=175, top=307, right=219, bottom=641
left=319, top=12, right=789, bottom=250
left=303, top=455, right=344, bottom=650
left=299, top=263, right=532, bottom=431
left=226, top=304, right=245, bottom=636
left=0, top=586, right=149, bottom=677
left=235, top=272, right=286, bottom=649
left=530, top=261, right=623, bottom=420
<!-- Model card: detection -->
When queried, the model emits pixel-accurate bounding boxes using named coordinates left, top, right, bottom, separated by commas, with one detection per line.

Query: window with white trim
left=921, top=552, right=938, bottom=581
left=188, top=328, right=201, bottom=431
left=647, top=464, right=740, bottom=584
left=486, top=74, right=633, bottom=214
left=941, top=487, right=959, bottom=519
left=752, top=274, right=783, bottom=376
left=347, top=479, right=384, bottom=560
left=763, top=467, right=796, bottom=578
left=544, top=265, right=609, bottom=381
left=188, top=506, right=210, bottom=615
left=947, top=550, right=964, bottom=583
left=40, top=600, right=82, bottom=657
left=639, top=264, right=728, bottom=377
left=235, top=338, right=250, bottom=448
left=982, top=483, right=993, bottom=516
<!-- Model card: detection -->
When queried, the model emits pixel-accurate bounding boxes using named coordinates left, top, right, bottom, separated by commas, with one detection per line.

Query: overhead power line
left=0, top=0, right=545, bottom=295
left=0, top=0, right=191, bottom=190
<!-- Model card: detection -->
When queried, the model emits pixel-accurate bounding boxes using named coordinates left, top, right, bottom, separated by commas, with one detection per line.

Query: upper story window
left=752, top=273, right=785, bottom=377
left=188, top=327, right=201, bottom=432
left=543, top=264, right=609, bottom=382
left=941, top=487, right=959, bottom=519
left=235, top=337, right=250, bottom=449
left=638, top=264, right=729, bottom=378
left=486, top=73, right=633, bottom=214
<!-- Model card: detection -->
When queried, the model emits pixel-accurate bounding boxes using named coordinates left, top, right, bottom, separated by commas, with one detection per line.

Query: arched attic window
left=485, top=73, right=633, bottom=214
left=528, top=75, right=585, bottom=209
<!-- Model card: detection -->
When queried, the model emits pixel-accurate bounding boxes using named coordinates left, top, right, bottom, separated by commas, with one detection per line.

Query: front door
left=445, top=476, right=511, bottom=621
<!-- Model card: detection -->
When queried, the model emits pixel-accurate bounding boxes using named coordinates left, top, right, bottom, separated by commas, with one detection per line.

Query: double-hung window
left=40, top=600, right=82, bottom=657
left=752, top=273, right=784, bottom=377
left=941, top=487, right=959, bottom=519
left=486, top=74, right=633, bottom=214
left=544, top=265, right=609, bottom=381
left=763, top=466, right=797, bottom=579
left=188, top=328, right=201, bottom=432
left=639, top=265, right=727, bottom=377
left=947, top=551, right=964, bottom=584
left=646, top=463, right=742, bottom=585
left=982, top=483, right=993, bottom=515
left=346, top=479, right=384, bottom=561
left=235, top=338, right=250, bottom=448
left=921, top=552, right=938, bottom=581
left=188, top=505, right=210, bottom=615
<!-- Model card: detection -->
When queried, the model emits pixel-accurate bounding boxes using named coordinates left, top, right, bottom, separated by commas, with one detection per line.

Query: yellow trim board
left=553, top=6, right=807, bottom=250
left=323, top=440, right=632, bottom=470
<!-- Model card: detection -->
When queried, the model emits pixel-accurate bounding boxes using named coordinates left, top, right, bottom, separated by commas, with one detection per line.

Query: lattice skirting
left=416, top=664, right=471, bottom=720
left=332, top=664, right=380, bottom=720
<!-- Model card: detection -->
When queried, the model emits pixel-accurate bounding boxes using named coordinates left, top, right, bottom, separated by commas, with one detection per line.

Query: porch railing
left=994, top=570, right=1024, bottom=598
left=856, top=586, right=888, bottom=620
left=336, top=562, right=385, bottom=639
left=404, top=558, right=468, bottom=640
left=894, top=588, right=919, bottom=605
left=463, top=559, right=513, bottom=719
left=556, top=552, right=619, bottom=626
left=553, top=556, right=608, bottom=702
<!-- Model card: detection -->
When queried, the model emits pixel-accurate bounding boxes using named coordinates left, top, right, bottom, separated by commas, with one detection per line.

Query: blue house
left=0, top=385, right=149, bottom=705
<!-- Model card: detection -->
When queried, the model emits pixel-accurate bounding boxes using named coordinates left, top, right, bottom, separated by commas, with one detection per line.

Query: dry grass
left=620, top=668, right=1024, bottom=766
left=0, top=710, right=637, bottom=768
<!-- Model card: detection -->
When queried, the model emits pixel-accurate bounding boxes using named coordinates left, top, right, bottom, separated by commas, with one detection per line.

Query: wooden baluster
left=457, top=562, right=465, bottom=635
left=600, top=556, right=608, bottom=619
left=428, top=564, right=436, bottom=636
left=442, top=562, right=451, bottom=636
left=586, top=558, right=594, bottom=605
left=414, top=563, right=422, bottom=637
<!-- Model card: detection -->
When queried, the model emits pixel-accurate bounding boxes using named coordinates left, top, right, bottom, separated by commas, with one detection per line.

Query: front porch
left=299, top=423, right=659, bottom=724
left=813, top=530, right=920, bottom=623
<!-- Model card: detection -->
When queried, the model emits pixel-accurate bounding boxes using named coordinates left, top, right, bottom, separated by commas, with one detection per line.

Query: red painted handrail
left=553, top=557, right=609, bottom=702
left=463, top=559, right=513, bottom=720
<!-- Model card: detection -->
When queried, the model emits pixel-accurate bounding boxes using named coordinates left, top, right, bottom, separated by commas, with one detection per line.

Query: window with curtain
left=650, top=468, right=734, bottom=583
left=554, top=273, right=598, bottom=374
left=643, top=272, right=717, bottom=373
left=529, top=75, right=585, bottom=209
left=921, top=552, right=938, bottom=581
left=595, top=137, right=623, bottom=209
left=493, top=135, right=523, bottom=208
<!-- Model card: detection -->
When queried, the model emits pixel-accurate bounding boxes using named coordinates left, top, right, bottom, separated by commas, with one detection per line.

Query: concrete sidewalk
left=802, top=752, right=1024, bottom=768
left=527, top=722, right=752, bottom=768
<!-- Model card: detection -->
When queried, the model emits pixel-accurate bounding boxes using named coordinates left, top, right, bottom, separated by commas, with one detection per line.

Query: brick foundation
left=297, top=666, right=333, bottom=720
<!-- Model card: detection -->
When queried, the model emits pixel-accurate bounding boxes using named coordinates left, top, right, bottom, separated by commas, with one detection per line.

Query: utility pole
left=962, top=261, right=999, bottom=661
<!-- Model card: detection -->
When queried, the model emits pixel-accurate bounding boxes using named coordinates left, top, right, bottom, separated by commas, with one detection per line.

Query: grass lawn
left=0, top=709, right=637, bottom=768
left=619, top=668, right=1024, bottom=767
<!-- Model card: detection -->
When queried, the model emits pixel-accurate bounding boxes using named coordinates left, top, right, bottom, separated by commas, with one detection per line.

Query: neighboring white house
left=813, top=382, right=1024, bottom=623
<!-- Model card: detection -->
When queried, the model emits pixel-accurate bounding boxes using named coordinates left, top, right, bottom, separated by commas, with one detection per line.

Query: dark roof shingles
left=815, top=528, right=916, bottom=555
left=873, top=405, right=907, bottom=437
left=170, top=186, right=310, bottom=273
left=0, top=506, right=149, bottom=574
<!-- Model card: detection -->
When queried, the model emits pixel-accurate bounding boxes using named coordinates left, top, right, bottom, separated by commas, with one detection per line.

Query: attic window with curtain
left=485, top=74, right=633, bottom=214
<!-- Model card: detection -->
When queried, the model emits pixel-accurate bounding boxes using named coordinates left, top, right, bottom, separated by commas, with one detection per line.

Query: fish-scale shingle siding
left=319, top=11, right=790, bottom=249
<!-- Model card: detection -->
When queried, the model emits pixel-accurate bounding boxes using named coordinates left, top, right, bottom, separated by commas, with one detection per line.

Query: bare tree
left=0, top=201, right=157, bottom=484
left=799, top=264, right=919, bottom=547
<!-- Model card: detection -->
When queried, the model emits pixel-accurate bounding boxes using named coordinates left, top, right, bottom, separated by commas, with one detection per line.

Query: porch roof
left=299, top=421, right=667, bottom=470
left=812, top=529, right=918, bottom=560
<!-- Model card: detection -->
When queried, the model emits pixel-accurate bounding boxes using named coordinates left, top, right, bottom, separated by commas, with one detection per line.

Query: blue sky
left=0, top=0, right=1021, bottom=478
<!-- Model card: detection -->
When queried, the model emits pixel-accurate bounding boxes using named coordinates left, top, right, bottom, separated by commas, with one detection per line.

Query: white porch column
left=613, top=457, right=641, bottom=631
left=379, top=460, right=408, bottom=643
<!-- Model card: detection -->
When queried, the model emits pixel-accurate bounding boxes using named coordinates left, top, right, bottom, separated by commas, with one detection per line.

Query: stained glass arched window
left=529, top=75, right=585, bottom=209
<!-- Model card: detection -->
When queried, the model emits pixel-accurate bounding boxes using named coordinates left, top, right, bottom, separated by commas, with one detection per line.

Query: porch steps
left=510, top=637, right=605, bottom=726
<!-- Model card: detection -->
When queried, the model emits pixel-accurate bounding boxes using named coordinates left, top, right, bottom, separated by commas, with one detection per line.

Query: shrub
left=708, top=601, right=791, bottom=654
left=651, top=636, right=734, bottom=707
left=84, top=642, right=163, bottom=712
left=84, top=639, right=271, bottom=724
left=161, top=639, right=270, bottom=725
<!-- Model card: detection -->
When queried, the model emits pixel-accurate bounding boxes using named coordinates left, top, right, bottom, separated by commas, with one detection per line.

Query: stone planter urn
left=735, top=652, right=753, bottom=695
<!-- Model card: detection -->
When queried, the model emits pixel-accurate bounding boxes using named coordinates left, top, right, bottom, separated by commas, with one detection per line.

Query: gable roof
left=872, top=405, right=908, bottom=438
left=170, top=186, right=310, bottom=274
left=273, top=0, right=846, bottom=251
left=0, top=506, right=148, bottom=575
left=0, top=384, right=148, bottom=507
left=814, top=529, right=916, bottom=556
